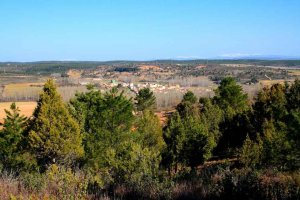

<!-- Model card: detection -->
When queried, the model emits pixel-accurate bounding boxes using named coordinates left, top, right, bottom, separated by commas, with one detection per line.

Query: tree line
left=0, top=78, right=299, bottom=199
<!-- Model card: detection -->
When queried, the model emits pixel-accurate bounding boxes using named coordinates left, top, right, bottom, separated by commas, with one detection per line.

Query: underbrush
left=1, top=165, right=299, bottom=200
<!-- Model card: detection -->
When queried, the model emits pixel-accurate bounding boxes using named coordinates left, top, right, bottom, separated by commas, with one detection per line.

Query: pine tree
left=213, top=77, right=250, bottom=156
left=199, top=97, right=223, bottom=140
left=69, top=84, right=102, bottom=134
left=240, top=134, right=263, bottom=168
left=74, top=87, right=135, bottom=174
left=181, top=116, right=214, bottom=169
left=136, top=110, right=165, bottom=151
left=176, top=91, right=199, bottom=118
left=135, top=87, right=156, bottom=112
left=162, top=111, right=185, bottom=174
left=99, top=87, right=134, bottom=136
left=251, top=81, right=300, bottom=169
left=214, top=77, right=248, bottom=117
left=286, top=79, right=300, bottom=111
left=28, top=79, right=83, bottom=168
left=0, top=103, right=29, bottom=170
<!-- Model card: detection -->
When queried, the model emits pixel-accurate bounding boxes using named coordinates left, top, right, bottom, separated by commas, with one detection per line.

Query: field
left=259, top=79, right=294, bottom=87
left=1, top=81, right=87, bottom=102
left=0, top=102, right=36, bottom=124
left=288, top=69, right=300, bottom=76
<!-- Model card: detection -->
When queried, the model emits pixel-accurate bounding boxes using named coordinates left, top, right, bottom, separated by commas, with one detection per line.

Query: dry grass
left=259, top=79, right=293, bottom=87
left=67, top=69, right=83, bottom=78
left=138, top=65, right=161, bottom=71
left=288, top=69, right=300, bottom=76
left=0, top=102, right=36, bottom=124
left=4, top=83, right=43, bottom=92
left=1, top=82, right=87, bottom=102
left=2, top=83, right=42, bottom=100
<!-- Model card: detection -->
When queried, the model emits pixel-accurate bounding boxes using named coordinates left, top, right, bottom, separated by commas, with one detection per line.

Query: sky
left=0, top=0, right=300, bottom=61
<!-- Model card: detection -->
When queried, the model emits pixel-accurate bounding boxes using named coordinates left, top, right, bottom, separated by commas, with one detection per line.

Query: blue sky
left=0, top=0, right=300, bottom=61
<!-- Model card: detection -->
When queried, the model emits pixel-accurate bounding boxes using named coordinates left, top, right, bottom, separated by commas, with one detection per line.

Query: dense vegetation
left=1, top=59, right=300, bottom=75
left=0, top=78, right=299, bottom=199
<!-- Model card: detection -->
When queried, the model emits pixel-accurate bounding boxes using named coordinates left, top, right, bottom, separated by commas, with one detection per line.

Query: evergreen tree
left=240, top=134, right=263, bottom=168
left=251, top=81, right=300, bottom=169
left=286, top=79, right=300, bottom=111
left=69, top=84, right=102, bottom=135
left=182, top=90, right=197, bottom=104
left=176, top=91, right=199, bottom=118
left=199, top=97, right=223, bottom=140
left=285, top=80, right=300, bottom=167
left=253, top=83, right=287, bottom=134
left=74, top=87, right=135, bottom=177
left=162, top=111, right=185, bottom=174
left=135, top=87, right=156, bottom=112
left=163, top=113, right=216, bottom=172
left=213, top=77, right=250, bottom=156
left=136, top=110, right=165, bottom=152
left=98, top=87, right=134, bottom=136
left=0, top=103, right=32, bottom=171
left=181, top=116, right=214, bottom=169
left=214, top=77, right=248, bottom=117
left=28, top=79, right=83, bottom=169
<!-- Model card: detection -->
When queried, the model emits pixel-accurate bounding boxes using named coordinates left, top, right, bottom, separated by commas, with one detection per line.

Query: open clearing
left=0, top=102, right=36, bottom=124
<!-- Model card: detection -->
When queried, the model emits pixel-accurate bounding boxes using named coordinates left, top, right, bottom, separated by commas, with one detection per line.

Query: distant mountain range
left=216, top=54, right=300, bottom=60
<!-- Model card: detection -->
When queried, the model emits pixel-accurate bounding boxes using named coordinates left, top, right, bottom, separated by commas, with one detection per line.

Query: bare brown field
left=138, top=65, right=161, bottom=71
left=0, top=102, right=36, bottom=124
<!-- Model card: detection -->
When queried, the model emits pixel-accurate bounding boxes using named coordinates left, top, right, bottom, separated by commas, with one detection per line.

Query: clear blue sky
left=1, top=0, right=300, bottom=61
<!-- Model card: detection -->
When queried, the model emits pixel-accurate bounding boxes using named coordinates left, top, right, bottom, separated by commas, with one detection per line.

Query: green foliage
left=162, top=111, right=185, bottom=172
left=286, top=79, right=300, bottom=111
left=215, top=111, right=255, bottom=157
left=0, top=103, right=26, bottom=165
left=240, top=135, right=263, bottom=168
left=213, top=77, right=251, bottom=156
left=46, top=164, right=88, bottom=199
left=107, top=142, right=161, bottom=183
left=0, top=103, right=35, bottom=171
left=135, top=110, right=165, bottom=152
left=182, top=90, right=197, bottom=104
left=251, top=80, right=300, bottom=169
left=199, top=97, right=223, bottom=140
left=214, top=77, right=249, bottom=117
left=28, top=79, right=83, bottom=169
left=70, top=87, right=161, bottom=185
left=181, top=116, right=215, bottom=168
left=0, top=77, right=300, bottom=199
left=80, top=87, right=134, bottom=173
left=163, top=107, right=217, bottom=171
left=135, top=87, right=156, bottom=111
left=98, top=87, right=134, bottom=135
left=176, top=91, right=199, bottom=118
left=69, top=84, right=102, bottom=134
left=253, top=83, right=288, bottom=128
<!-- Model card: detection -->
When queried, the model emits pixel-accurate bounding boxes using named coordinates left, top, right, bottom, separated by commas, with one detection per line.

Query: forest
left=0, top=77, right=299, bottom=199
left=1, top=60, right=300, bottom=75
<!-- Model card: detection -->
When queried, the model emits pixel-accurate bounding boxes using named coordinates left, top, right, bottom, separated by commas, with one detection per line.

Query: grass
left=288, top=69, right=300, bottom=76
left=1, top=83, right=42, bottom=102
left=259, top=79, right=294, bottom=87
